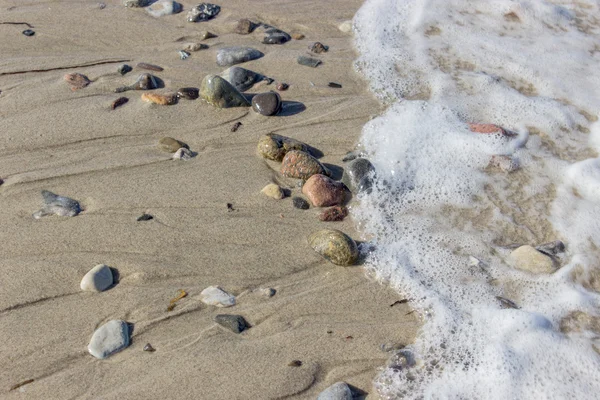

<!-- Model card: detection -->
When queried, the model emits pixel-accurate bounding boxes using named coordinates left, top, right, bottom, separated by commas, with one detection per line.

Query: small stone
left=302, top=174, right=346, bottom=207
left=173, top=148, right=194, bottom=160
left=342, top=150, right=367, bottom=162
left=257, top=133, right=309, bottom=161
left=276, top=82, right=289, bottom=91
left=198, top=31, right=217, bottom=40
left=281, top=150, right=329, bottom=180
left=184, top=42, right=209, bottom=52
left=261, top=183, right=285, bottom=200
left=259, top=287, right=276, bottom=297
left=200, top=286, right=236, bottom=307
left=297, top=55, right=322, bottom=68
left=141, top=92, right=177, bottom=105
left=80, top=264, right=113, bottom=292
left=309, top=42, right=329, bottom=53
left=468, top=123, right=516, bottom=137
left=143, top=343, right=156, bottom=352
left=221, top=66, right=270, bottom=92
left=200, top=75, right=250, bottom=108
left=137, top=213, right=153, bottom=221
left=216, top=47, right=264, bottom=67
left=292, top=197, right=310, bottom=210
left=123, top=0, right=151, bottom=6
left=338, top=20, right=353, bottom=33
left=215, top=314, right=249, bottom=333
left=179, top=50, right=190, bottom=60
left=177, top=87, right=199, bottom=100
left=251, top=91, right=282, bottom=116
left=64, top=73, right=91, bottom=91
left=0, top=178, right=3, bottom=186
left=263, top=28, right=291, bottom=45
left=560, top=311, right=600, bottom=334
left=508, top=245, right=557, bottom=274
left=291, top=33, right=305, bottom=40
left=22, top=29, right=35, bottom=36
left=342, top=158, right=375, bottom=193
left=158, top=137, right=189, bottom=153
left=117, top=64, right=132, bottom=75
left=231, top=122, right=243, bottom=132
left=88, top=320, right=130, bottom=359
left=489, top=155, right=519, bottom=172
left=111, top=97, right=129, bottom=110
left=33, top=190, right=81, bottom=219
left=234, top=19, right=256, bottom=34
left=115, top=73, right=159, bottom=93
left=317, top=382, right=353, bottom=400
left=319, top=206, right=348, bottom=222
left=288, top=360, right=303, bottom=367
left=328, top=82, right=342, bottom=88
left=380, top=342, right=406, bottom=353
left=536, top=240, right=565, bottom=256
left=187, top=3, right=221, bottom=22
left=137, top=62, right=163, bottom=72
left=146, top=0, right=182, bottom=17
left=387, top=350, right=416, bottom=369
left=308, top=229, right=359, bottom=266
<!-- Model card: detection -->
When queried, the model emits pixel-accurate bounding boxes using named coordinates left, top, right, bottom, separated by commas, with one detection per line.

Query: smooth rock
left=302, top=174, right=346, bottom=207
left=257, top=133, right=309, bottom=161
left=297, top=55, right=322, bottom=68
left=319, top=206, right=348, bottom=222
left=111, top=97, right=128, bottom=110
left=308, top=229, right=358, bottom=266
left=276, top=82, right=289, bottom=91
left=137, top=213, right=153, bottom=221
left=342, top=158, right=375, bottom=193
left=200, top=75, right=250, bottom=108
left=22, top=29, right=35, bottom=36
left=468, top=123, right=516, bottom=137
left=261, top=183, right=285, bottom=200
left=123, top=0, right=151, bottom=7
left=187, top=3, right=221, bottom=22
left=80, top=264, right=113, bottom=292
left=158, top=137, right=189, bottom=153
left=146, top=0, right=182, bottom=17
left=184, top=42, right=209, bottom=52
left=292, top=197, right=310, bottom=210
left=64, top=73, right=91, bottom=91
left=117, top=64, right=132, bottom=75
left=216, top=47, right=264, bottom=67
left=173, top=148, right=193, bottom=160
left=338, top=20, right=353, bottom=33
left=141, top=92, right=177, bottom=105
left=197, top=31, right=217, bottom=40
left=215, top=314, right=249, bottom=333
left=115, top=73, right=159, bottom=93
left=234, top=18, right=256, bottom=34
left=536, top=240, right=565, bottom=256
left=137, top=62, right=164, bottom=72
left=508, top=245, right=557, bottom=274
left=251, top=91, right=281, bottom=116
left=317, top=382, right=353, bottom=400
left=281, top=150, right=328, bottom=180
left=177, top=87, right=199, bottom=100
left=309, top=42, right=329, bottom=53
left=200, top=286, right=236, bottom=307
left=221, top=66, right=270, bottom=92
left=263, top=28, right=291, bottom=44
left=33, top=190, right=82, bottom=219
left=88, top=320, right=130, bottom=359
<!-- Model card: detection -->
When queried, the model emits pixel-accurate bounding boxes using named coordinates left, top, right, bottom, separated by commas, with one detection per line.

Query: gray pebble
left=297, top=55, right=322, bottom=68
left=342, top=158, right=375, bottom=194
left=117, top=64, right=132, bottom=75
left=215, top=314, right=249, bottom=333
left=217, top=47, right=264, bottom=67
left=88, top=320, right=130, bottom=359
left=292, top=197, right=310, bottom=210
left=536, top=240, right=565, bottom=256
left=33, top=190, right=81, bottom=219
left=317, top=382, right=353, bottom=400
left=221, top=66, right=271, bottom=92
left=251, top=91, right=282, bottom=116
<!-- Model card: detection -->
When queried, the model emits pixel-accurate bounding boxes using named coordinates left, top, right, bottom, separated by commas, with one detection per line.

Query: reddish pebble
left=64, top=73, right=91, bottom=91
left=302, top=174, right=346, bottom=207
left=276, top=82, right=289, bottom=91
left=319, top=206, right=348, bottom=222
left=280, top=150, right=328, bottom=180
left=468, top=123, right=516, bottom=137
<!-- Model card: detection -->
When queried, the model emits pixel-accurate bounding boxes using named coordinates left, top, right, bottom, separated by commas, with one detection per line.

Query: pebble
left=231, top=122, right=243, bottom=132
left=317, top=382, right=353, bottom=400
left=259, top=287, right=276, bottom=297
left=292, top=197, right=310, bottom=210
left=80, top=264, right=113, bottom=292
left=117, top=64, right=132, bottom=75
left=111, top=97, right=128, bottom=110
left=281, top=150, right=329, bottom=180
left=508, top=245, right=557, bottom=274
left=573, top=266, right=600, bottom=293
left=342, top=150, right=367, bottom=162
left=123, top=0, right=151, bottom=6
left=179, top=50, right=190, bottom=60
left=234, top=19, right=256, bottom=34
left=215, top=314, right=249, bottom=333
left=276, top=82, right=289, bottom=91
left=184, top=42, right=209, bottom=52
left=489, top=155, right=519, bottom=172
left=308, top=229, right=359, bottom=266
left=141, top=92, right=177, bottom=105
left=342, top=158, right=375, bottom=193
left=0, top=178, right=3, bottom=186
left=137, top=62, right=163, bottom=72
left=173, top=147, right=193, bottom=160
left=177, top=87, right=199, bottom=100
left=216, top=47, right=264, bottom=67
left=288, top=360, right=303, bottom=367
left=198, top=31, right=217, bottom=40
left=328, top=82, right=342, bottom=88
left=251, top=91, right=282, bottom=116
left=221, top=66, right=271, bottom=92
left=88, top=320, right=130, bottom=359
left=64, top=73, right=91, bottom=91
left=291, top=33, right=305, bottom=40
left=137, top=213, right=153, bottom=221
left=143, top=343, right=156, bottom=352
left=200, top=74, right=250, bottom=108
left=158, top=137, right=189, bottom=153
left=302, top=174, right=346, bottom=207
left=200, top=286, right=236, bottom=307
left=261, top=183, right=285, bottom=200
left=263, top=28, right=291, bottom=45
left=468, top=123, right=516, bottom=137
left=319, top=206, right=348, bottom=222
left=257, top=133, right=308, bottom=161
left=115, top=73, right=159, bottom=93
left=536, top=240, right=566, bottom=256
left=309, top=42, right=329, bottom=53
left=22, top=29, right=35, bottom=36
left=33, top=190, right=81, bottom=219
left=146, top=0, right=181, bottom=17
left=338, top=20, right=353, bottom=33
left=297, top=55, right=322, bottom=68
left=187, top=3, right=221, bottom=22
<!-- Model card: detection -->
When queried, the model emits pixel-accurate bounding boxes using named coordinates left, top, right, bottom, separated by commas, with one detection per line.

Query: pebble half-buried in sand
left=257, top=133, right=309, bottom=161
left=33, top=190, right=81, bottom=219
left=80, top=264, right=114, bottom=292
left=88, top=320, right=130, bottom=359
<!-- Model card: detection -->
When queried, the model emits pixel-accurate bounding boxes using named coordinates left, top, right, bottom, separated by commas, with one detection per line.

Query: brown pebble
left=288, top=360, right=303, bottom=367
left=64, top=73, right=91, bottom=91
left=111, top=97, right=129, bottom=110
left=291, top=33, right=305, bottom=40
left=319, top=206, right=348, bottom=222
left=234, top=18, right=256, bottom=34
left=231, top=121, right=243, bottom=132
left=309, top=42, right=329, bottom=54
left=177, top=87, right=199, bottom=100
left=280, top=150, right=329, bottom=180
left=137, top=62, right=164, bottom=72
left=276, top=82, right=289, bottom=91
left=141, top=92, right=177, bottom=105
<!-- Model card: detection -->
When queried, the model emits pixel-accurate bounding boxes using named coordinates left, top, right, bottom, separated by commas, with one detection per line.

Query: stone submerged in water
left=257, top=133, right=308, bottom=161
left=261, top=183, right=285, bottom=200
left=342, top=158, right=375, bottom=193
left=146, top=0, right=182, bottom=17
left=297, top=55, right=322, bottom=68
left=177, top=87, right=199, bottom=100
left=308, top=229, right=358, bottom=266
left=317, top=382, right=353, bottom=400
left=200, top=286, right=236, bottom=307
left=141, top=92, right=178, bottom=105
left=281, top=150, right=328, bottom=180
left=292, top=197, right=310, bottom=210
left=251, top=91, right=282, bottom=116
left=158, top=137, right=189, bottom=153
left=508, top=245, right=557, bottom=274
left=200, top=75, right=250, bottom=108
left=215, top=314, right=249, bottom=333
left=489, top=155, right=519, bottom=172
left=536, top=240, right=565, bottom=256
left=88, top=320, right=130, bottom=359
left=302, top=174, right=346, bottom=207
left=33, top=190, right=82, bottom=219
left=216, top=47, right=264, bottom=67
left=319, top=206, right=348, bottom=222
left=64, top=73, right=91, bottom=91
left=221, top=66, right=271, bottom=92
left=187, top=3, right=221, bottom=22
left=80, top=264, right=113, bottom=292
left=560, top=311, right=600, bottom=334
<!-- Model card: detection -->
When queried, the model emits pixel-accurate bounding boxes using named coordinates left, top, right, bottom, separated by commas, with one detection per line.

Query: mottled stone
left=33, top=190, right=81, bottom=219
left=317, top=382, right=353, bottom=400
left=536, top=240, right=565, bottom=256
left=342, top=158, right=375, bottom=193
left=221, top=66, right=271, bottom=92
left=292, top=197, right=310, bottom=210
left=508, top=245, right=557, bottom=274
left=309, top=42, right=329, bottom=53
left=489, top=155, right=519, bottom=172
left=80, top=264, right=113, bottom=292
left=117, top=64, right=132, bottom=75
left=234, top=18, right=256, bottom=34
left=560, top=311, right=600, bottom=334
left=123, top=0, right=151, bottom=7
left=141, top=92, right=177, bottom=105
left=261, top=183, right=285, bottom=200
left=88, top=320, right=130, bottom=359
left=184, top=42, right=209, bottom=52
left=215, top=314, right=249, bottom=333
left=216, top=47, right=264, bottom=67
left=308, top=229, right=359, bottom=266
left=146, top=0, right=182, bottom=17
left=200, top=75, right=250, bottom=108
left=302, top=174, right=346, bottom=207
left=173, top=148, right=193, bottom=160
left=115, top=73, right=159, bottom=93
left=187, top=3, right=220, bottom=22
left=177, top=87, right=199, bottom=100
left=257, top=133, right=308, bottom=161
left=281, top=150, right=328, bottom=180
left=319, top=206, right=348, bottom=222
left=158, top=137, right=189, bottom=153
left=297, top=55, right=322, bottom=68
left=276, top=82, right=289, bottom=91
left=200, top=286, right=236, bottom=307
left=64, top=73, right=91, bottom=91
left=251, top=91, right=282, bottom=116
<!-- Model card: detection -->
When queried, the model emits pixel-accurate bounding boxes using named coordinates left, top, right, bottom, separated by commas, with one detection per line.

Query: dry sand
left=0, top=1, right=419, bottom=398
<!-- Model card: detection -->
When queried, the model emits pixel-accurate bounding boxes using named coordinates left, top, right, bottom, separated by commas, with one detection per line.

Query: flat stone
left=508, top=245, right=557, bottom=274
left=221, top=66, right=270, bottom=92
left=141, top=92, right=177, bottom=105
left=158, top=137, right=189, bottom=153
left=177, top=87, right=199, bottom=100
left=173, top=148, right=194, bottom=160
left=200, top=286, right=236, bottom=307
left=292, top=197, right=310, bottom=210
left=33, top=190, right=82, bottom=219
left=261, top=183, right=285, bottom=200
left=184, top=42, right=209, bottom=52
left=297, top=55, right=322, bottom=68
left=234, top=18, right=256, bottom=34
left=200, top=75, right=250, bottom=108
left=263, top=28, right=291, bottom=45
left=251, top=91, right=282, bottom=116
left=257, top=133, right=309, bottom=162
left=308, top=229, right=359, bottom=266
left=342, top=158, right=375, bottom=193
left=319, top=206, right=348, bottom=222
left=215, top=314, right=249, bottom=333
left=187, top=3, right=220, bottom=22
left=317, top=382, right=353, bottom=400
left=64, top=73, right=91, bottom=91
left=302, top=174, right=346, bottom=207
left=80, top=264, right=113, bottom=292
left=216, top=47, right=264, bottom=67
left=146, top=0, right=182, bottom=17
left=281, top=150, right=328, bottom=180
left=88, top=320, right=130, bottom=359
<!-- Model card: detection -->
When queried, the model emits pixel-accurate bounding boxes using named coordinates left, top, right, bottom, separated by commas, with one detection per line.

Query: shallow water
left=352, top=0, right=600, bottom=398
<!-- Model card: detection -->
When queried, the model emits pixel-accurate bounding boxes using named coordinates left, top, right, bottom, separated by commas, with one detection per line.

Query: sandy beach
left=0, top=1, right=419, bottom=398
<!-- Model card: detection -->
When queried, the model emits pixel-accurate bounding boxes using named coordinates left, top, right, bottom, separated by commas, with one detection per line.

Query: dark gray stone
left=187, top=3, right=220, bottom=22
left=251, top=91, right=282, bottom=116
left=263, top=28, right=291, bottom=44
left=215, top=314, right=249, bottom=333
left=342, top=158, right=375, bottom=194
left=200, top=75, right=250, bottom=108
left=292, top=197, right=310, bottom=210
left=117, top=64, right=132, bottom=75
left=297, top=55, right=322, bottom=68
left=221, top=66, right=271, bottom=92
left=33, top=190, right=82, bottom=219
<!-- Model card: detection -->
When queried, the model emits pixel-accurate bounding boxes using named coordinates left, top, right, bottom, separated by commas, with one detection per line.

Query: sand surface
left=0, top=1, right=419, bottom=398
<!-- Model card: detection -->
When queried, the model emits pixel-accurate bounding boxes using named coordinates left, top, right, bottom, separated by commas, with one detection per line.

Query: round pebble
left=261, top=183, right=285, bottom=200
left=280, top=150, right=329, bottom=180
left=257, top=133, right=308, bottom=161
left=302, top=174, right=346, bottom=207
left=80, top=264, right=113, bottom=292
left=251, top=91, right=282, bottom=116
left=308, top=229, right=359, bottom=266
left=88, top=320, right=130, bottom=359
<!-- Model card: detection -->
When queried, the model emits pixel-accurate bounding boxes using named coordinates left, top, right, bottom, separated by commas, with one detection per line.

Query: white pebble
left=146, top=0, right=181, bottom=17
left=80, top=264, right=113, bottom=292
left=200, top=286, right=236, bottom=307
left=173, top=147, right=193, bottom=160
left=88, top=320, right=130, bottom=359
